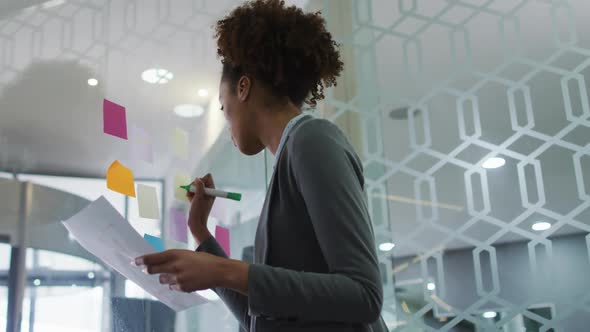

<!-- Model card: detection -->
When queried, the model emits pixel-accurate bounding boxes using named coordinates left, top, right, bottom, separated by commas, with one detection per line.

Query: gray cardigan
left=197, top=116, right=388, bottom=332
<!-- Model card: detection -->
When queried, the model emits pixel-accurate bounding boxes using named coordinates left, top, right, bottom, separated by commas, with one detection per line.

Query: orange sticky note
left=106, top=160, right=136, bottom=197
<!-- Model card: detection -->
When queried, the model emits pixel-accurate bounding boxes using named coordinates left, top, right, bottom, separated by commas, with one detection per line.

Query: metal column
left=6, top=181, right=32, bottom=332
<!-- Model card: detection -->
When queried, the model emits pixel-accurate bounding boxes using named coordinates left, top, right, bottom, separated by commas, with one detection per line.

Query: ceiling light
left=483, top=311, right=497, bottom=319
left=379, top=242, right=395, bottom=252
left=174, top=104, right=205, bottom=118
left=87, top=272, right=95, bottom=279
left=33, top=279, right=41, bottom=286
left=482, top=157, right=505, bottom=169
left=87, top=78, right=98, bottom=86
left=427, top=282, right=436, bottom=291
left=198, top=89, right=209, bottom=97
left=141, top=68, right=173, bottom=84
left=532, top=222, right=551, bottom=231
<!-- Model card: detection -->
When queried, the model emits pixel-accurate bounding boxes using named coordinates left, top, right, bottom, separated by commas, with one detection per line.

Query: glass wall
left=176, top=125, right=269, bottom=332
left=1, top=0, right=589, bottom=331
left=318, top=0, right=590, bottom=331
left=0, top=243, right=11, bottom=331
left=21, top=249, right=105, bottom=332
left=0, top=175, right=164, bottom=331
left=0, top=0, right=268, bottom=330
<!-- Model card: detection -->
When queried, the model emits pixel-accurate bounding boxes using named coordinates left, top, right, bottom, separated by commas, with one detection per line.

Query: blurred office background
left=1, top=0, right=590, bottom=331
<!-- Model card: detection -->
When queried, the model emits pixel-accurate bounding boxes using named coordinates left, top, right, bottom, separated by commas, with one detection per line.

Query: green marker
left=180, top=184, right=242, bottom=201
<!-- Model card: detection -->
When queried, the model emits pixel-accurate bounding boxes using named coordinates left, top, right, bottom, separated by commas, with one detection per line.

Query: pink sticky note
left=103, top=99, right=128, bottom=139
left=215, top=225, right=230, bottom=256
left=169, top=207, right=187, bottom=243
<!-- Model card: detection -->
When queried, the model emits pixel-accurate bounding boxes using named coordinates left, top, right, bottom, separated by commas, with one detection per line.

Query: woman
left=136, top=1, right=388, bottom=331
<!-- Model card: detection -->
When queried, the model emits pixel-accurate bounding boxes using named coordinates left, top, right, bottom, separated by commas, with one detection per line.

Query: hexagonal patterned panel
left=320, top=0, right=590, bottom=330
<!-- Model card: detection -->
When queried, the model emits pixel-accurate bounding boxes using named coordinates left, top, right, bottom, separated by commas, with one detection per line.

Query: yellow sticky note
left=172, top=128, right=189, bottom=159
left=174, top=172, right=191, bottom=201
left=106, top=160, right=136, bottom=197
left=137, top=184, right=160, bottom=219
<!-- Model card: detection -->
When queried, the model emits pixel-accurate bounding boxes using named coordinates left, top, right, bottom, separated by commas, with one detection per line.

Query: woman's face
left=219, top=78, right=265, bottom=155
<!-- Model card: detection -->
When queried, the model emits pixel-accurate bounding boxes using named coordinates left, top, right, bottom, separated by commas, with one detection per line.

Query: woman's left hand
left=135, top=249, right=226, bottom=292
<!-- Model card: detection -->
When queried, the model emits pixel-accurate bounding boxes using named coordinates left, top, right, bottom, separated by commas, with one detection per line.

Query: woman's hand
left=136, top=249, right=226, bottom=292
left=187, top=174, right=215, bottom=244
left=135, top=249, right=250, bottom=295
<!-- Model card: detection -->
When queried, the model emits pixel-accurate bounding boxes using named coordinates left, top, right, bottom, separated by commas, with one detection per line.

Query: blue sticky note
left=144, top=234, right=165, bottom=252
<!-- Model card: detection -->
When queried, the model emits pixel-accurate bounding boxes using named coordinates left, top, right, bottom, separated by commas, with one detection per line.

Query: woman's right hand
left=187, top=173, right=216, bottom=245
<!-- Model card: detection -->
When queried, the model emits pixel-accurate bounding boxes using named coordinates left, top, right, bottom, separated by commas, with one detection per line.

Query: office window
left=0, top=242, right=10, bottom=270
left=0, top=243, right=10, bottom=331
left=17, top=174, right=126, bottom=216
left=23, top=286, right=104, bottom=332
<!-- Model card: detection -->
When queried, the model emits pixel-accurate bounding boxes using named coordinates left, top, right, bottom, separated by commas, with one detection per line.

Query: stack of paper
left=62, top=196, right=208, bottom=311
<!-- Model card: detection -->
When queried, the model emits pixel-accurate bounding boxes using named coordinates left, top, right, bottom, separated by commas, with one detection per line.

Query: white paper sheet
left=62, top=196, right=208, bottom=311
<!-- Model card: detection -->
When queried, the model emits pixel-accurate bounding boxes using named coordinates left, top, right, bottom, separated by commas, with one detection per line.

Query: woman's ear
left=237, top=75, right=251, bottom=102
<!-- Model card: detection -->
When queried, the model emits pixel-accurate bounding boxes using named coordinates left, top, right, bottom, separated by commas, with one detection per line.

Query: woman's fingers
left=191, top=178, right=206, bottom=199
left=201, top=173, right=215, bottom=189
left=186, top=178, right=200, bottom=201
left=146, top=262, right=177, bottom=275
left=136, top=250, right=176, bottom=267
left=185, top=174, right=215, bottom=202
left=139, top=250, right=178, bottom=275
left=186, top=186, right=195, bottom=201
left=159, top=273, right=178, bottom=285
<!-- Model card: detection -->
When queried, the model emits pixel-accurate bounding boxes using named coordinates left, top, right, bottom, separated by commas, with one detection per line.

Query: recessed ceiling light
left=198, top=89, right=209, bottom=97
left=427, top=282, right=436, bottom=291
left=483, top=311, right=497, bottom=319
left=87, top=272, right=95, bottom=279
left=87, top=78, right=98, bottom=86
left=174, top=104, right=205, bottom=118
left=141, top=68, right=173, bottom=84
left=33, top=279, right=41, bottom=286
left=532, top=222, right=551, bottom=231
left=482, top=157, right=505, bottom=169
left=379, top=242, right=395, bottom=252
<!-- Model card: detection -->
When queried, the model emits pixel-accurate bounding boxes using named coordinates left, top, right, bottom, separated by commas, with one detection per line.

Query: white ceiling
left=0, top=0, right=307, bottom=179
left=0, top=0, right=238, bottom=178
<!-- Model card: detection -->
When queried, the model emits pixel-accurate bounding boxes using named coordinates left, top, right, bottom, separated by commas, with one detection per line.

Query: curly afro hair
left=214, top=0, right=343, bottom=108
